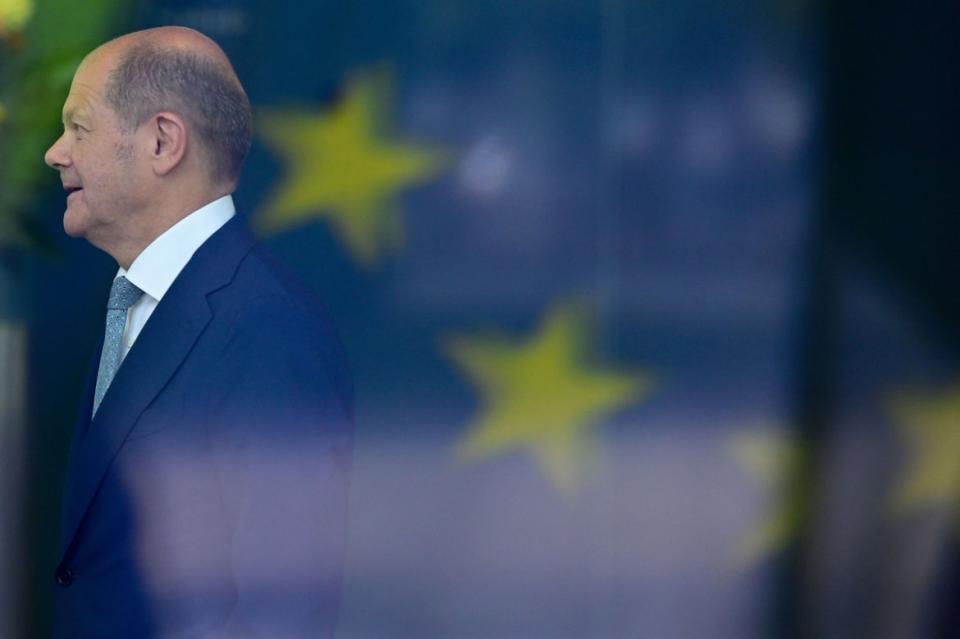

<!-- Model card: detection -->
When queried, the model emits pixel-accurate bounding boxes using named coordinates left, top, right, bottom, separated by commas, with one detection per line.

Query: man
left=44, top=27, right=353, bottom=638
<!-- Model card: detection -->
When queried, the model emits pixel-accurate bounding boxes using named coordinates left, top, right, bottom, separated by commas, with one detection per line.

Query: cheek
left=76, top=139, right=141, bottom=204
left=114, top=139, right=136, bottom=163
left=77, top=156, right=112, bottom=194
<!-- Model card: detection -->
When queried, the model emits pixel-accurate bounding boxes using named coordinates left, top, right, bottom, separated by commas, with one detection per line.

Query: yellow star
left=889, top=383, right=960, bottom=514
left=730, top=430, right=808, bottom=565
left=0, top=0, right=32, bottom=34
left=444, top=302, right=655, bottom=493
left=255, top=68, right=450, bottom=267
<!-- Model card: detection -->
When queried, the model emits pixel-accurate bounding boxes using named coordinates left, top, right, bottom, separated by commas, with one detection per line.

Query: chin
left=62, top=209, right=90, bottom=238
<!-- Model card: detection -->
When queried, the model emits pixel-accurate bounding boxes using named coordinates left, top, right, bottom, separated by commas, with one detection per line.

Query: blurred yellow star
left=890, top=383, right=960, bottom=514
left=256, top=69, right=450, bottom=267
left=445, top=302, right=655, bottom=493
left=730, top=430, right=808, bottom=564
left=0, top=0, right=32, bottom=34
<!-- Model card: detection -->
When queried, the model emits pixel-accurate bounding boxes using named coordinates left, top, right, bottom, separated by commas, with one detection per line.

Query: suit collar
left=59, top=215, right=256, bottom=561
left=120, top=195, right=236, bottom=304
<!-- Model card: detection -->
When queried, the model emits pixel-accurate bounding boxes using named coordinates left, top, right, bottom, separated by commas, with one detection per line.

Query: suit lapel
left=59, top=216, right=256, bottom=562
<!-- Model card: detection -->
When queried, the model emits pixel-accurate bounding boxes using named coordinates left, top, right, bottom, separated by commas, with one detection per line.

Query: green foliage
left=0, top=0, right=135, bottom=250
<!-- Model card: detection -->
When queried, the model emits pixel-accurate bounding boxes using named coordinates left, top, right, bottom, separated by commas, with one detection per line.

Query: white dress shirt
left=113, top=195, right=235, bottom=361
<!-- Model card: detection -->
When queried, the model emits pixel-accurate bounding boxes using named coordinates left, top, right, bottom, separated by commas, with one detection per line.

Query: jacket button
left=55, top=569, right=74, bottom=587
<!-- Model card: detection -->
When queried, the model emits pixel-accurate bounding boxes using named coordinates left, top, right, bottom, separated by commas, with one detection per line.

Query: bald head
left=109, top=26, right=234, bottom=61
left=93, top=27, right=252, bottom=186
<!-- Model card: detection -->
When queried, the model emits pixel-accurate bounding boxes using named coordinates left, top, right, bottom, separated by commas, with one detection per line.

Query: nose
left=44, top=132, right=71, bottom=170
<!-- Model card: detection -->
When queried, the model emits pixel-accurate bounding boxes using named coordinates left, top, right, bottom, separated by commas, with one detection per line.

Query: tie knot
left=107, top=276, right=144, bottom=311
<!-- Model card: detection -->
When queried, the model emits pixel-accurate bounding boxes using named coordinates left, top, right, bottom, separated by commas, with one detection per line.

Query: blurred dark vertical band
left=0, top=255, right=27, bottom=639
left=788, top=0, right=960, bottom=636
left=825, top=0, right=959, bottom=348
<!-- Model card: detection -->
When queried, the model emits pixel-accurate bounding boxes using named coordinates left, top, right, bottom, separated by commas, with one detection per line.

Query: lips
left=64, top=186, right=83, bottom=201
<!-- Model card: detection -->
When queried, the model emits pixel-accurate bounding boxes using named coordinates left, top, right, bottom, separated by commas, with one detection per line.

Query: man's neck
left=109, top=188, right=233, bottom=269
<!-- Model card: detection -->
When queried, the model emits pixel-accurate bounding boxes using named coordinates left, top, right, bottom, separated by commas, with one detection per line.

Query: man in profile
left=44, top=26, right=352, bottom=638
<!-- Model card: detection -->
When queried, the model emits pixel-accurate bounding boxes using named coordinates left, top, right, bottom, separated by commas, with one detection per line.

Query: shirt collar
left=117, top=195, right=236, bottom=302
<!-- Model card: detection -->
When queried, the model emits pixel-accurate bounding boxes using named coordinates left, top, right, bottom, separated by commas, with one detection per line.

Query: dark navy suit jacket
left=54, top=216, right=353, bottom=638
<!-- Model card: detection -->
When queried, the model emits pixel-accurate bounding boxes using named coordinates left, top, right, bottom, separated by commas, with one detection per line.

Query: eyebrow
left=62, top=106, right=87, bottom=124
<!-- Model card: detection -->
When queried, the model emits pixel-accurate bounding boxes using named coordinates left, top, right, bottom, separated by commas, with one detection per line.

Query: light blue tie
left=92, top=276, right=143, bottom=418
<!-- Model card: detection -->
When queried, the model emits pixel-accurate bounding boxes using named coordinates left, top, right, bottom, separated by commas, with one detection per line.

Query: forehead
left=63, top=49, right=117, bottom=116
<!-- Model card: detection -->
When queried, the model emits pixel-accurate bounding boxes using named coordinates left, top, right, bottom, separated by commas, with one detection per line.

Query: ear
left=146, top=112, right=188, bottom=176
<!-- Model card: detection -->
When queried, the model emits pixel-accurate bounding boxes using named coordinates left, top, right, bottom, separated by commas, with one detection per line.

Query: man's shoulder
left=202, top=242, right=353, bottom=409
left=210, top=242, right=336, bottom=331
